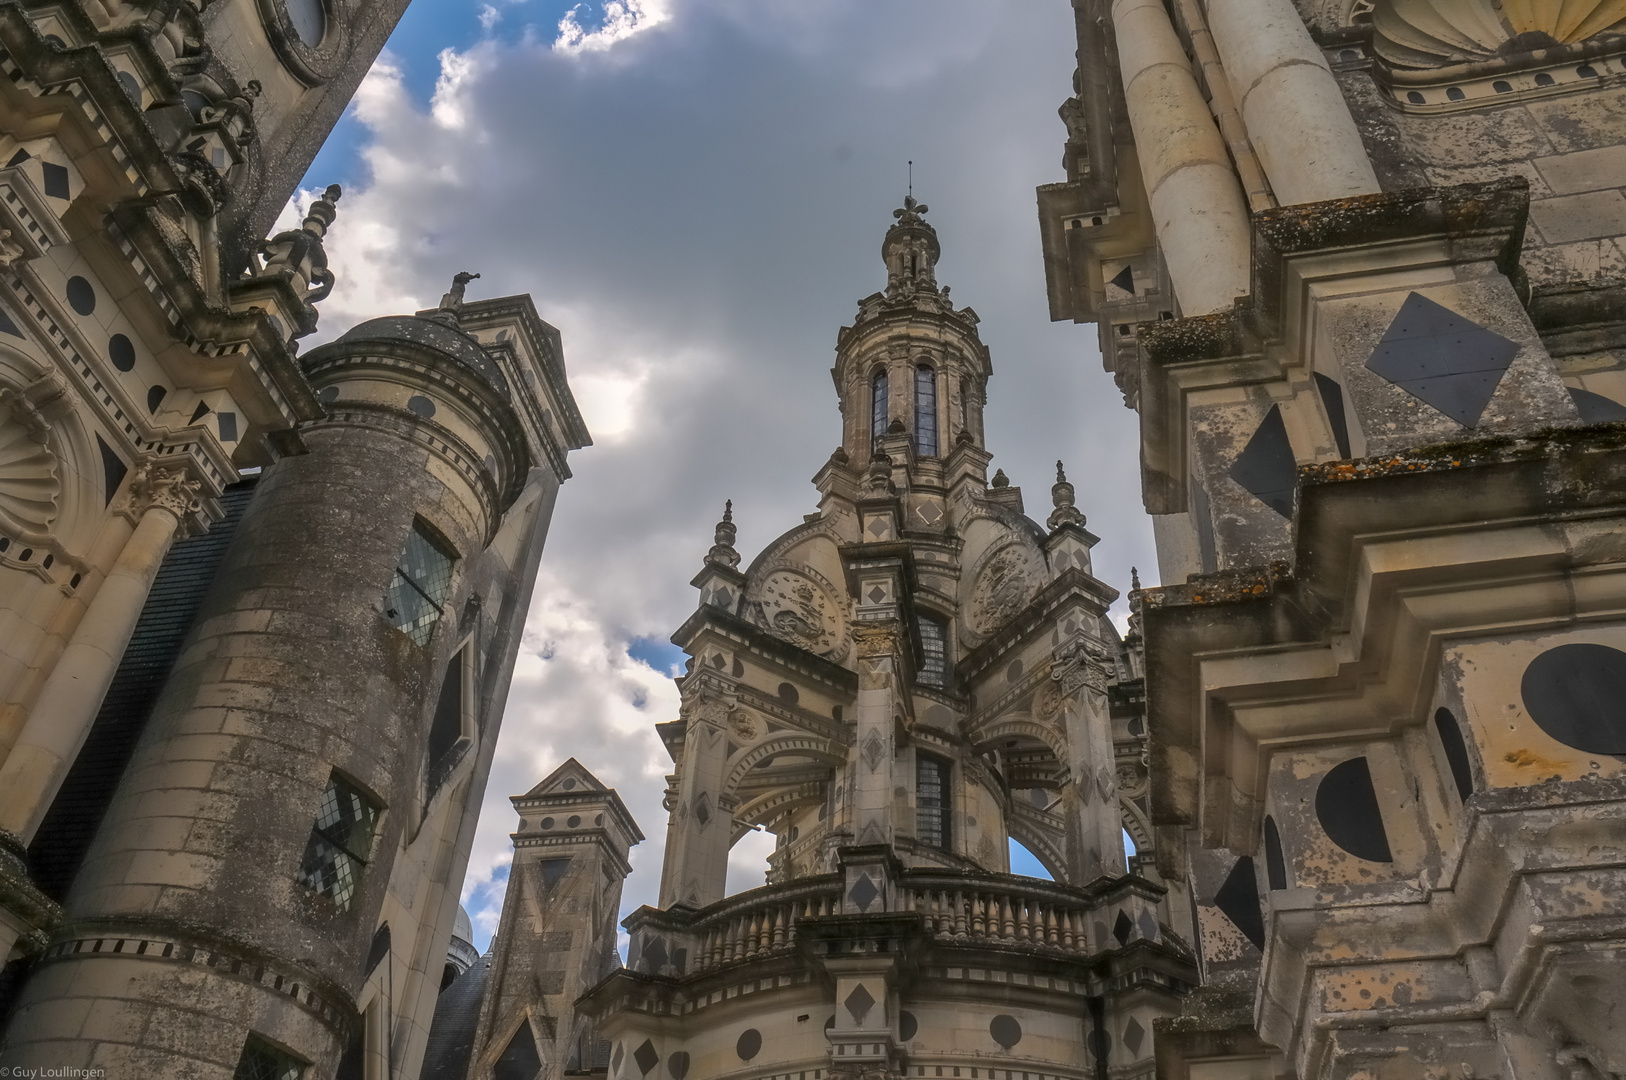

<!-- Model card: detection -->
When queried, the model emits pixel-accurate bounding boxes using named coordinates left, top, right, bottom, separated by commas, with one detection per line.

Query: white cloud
left=554, top=0, right=671, bottom=55
left=295, top=1, right=1156, bottom=953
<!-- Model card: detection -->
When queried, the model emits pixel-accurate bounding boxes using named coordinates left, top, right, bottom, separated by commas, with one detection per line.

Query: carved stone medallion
left=756, top=567, right=845, bottom=658
left=968, top=543, right=1042, bottom=637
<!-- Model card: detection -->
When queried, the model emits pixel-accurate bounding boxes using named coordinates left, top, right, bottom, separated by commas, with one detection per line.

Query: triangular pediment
left=523, top=757, right=605, bottom=797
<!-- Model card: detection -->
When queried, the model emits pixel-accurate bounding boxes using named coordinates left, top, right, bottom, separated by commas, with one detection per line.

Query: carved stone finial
left=866, top=451, right=894, bottom=495
left=991, top=468, right=1009, bottom=489
left=1131, top=566, right=1141, bottom=591
left=1048, top=459, right=1085, bottom=531
left=251, top=183, right=341, bottom=326
left=892, top=194, right=929, bottom=224
left=705, top=499, right=739, bottom=569
left=439, top=271, right=481, bottom=315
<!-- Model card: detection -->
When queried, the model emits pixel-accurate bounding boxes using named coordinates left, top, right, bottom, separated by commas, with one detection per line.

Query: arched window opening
left=871, top=369, right=889, bottom=440
left=915, top=366, right=938, bottom=457
left=1007, top=837, right=1054, bottom=880
left=427, top=646, right=472, bottom=795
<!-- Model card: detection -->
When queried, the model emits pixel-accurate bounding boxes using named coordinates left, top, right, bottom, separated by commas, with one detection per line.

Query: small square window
left=297, top=774, right=380, bottom=912
left=383, top=522, right=456, bottom=645
left=234, top=1035, right=305, bottom=1080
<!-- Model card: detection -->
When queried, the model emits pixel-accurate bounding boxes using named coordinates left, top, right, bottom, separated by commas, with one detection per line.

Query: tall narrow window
left=958, top=376, right=970, bottom=435
left=917, top=614, right=947, bottom=688
left=871, top=369, right=889, bottom=440
left=383, top=522, right=456, bottom=646
left=916, top=753, right=951, bottom=849
left=914, top=366, right=938, bottom=457
left=427, top=647, right=470, bottom=793
left=297, top=773, right=381, bottom=912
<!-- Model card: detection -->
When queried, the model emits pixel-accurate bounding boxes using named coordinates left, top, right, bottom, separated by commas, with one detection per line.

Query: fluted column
left=1111, top=0, right=1251, bottom=316
left=1207, top=0, right=1381, bottom=206
left=0, top=464, right=203, bottom=842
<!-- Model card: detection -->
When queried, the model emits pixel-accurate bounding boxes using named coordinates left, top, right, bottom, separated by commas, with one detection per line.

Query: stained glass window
left=916, top=753, right=951, bottom=849
left=233, top=1036, right=305, bottom=1080
left=917, top=614, right=947, bottom=687
left=871, top=369, right=889, bottom=440
left=915, top=366, right=938, bottom=457
left=297, top=773, right=380, bottom=912
left=383, top=522, right=455, bottom=645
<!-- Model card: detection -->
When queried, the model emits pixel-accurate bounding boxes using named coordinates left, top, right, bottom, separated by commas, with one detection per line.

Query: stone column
left=0, top=464, right=201, bottom=843
left=851, top=625, right=899, bottom=850
left=657, top=674, right=735, bottom=909
left=1206, top=0, right=1380, bottom=206
left=1055, top=621, right=1126, bottom=881
left=1110, top=0, right=1251, bottom=316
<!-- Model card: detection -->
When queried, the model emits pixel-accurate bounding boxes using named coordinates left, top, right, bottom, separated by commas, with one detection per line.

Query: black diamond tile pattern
left=1112, top=910, right=1133, bottom=946
left=634, top=1039, right=660, bottom=1076
left=1123, top=1017, right=1145, bottom=1056
left=844, top=982, right=876, bottom=1024
left=1228, top=404, right=1297, bottom=517
left=1108, top=264, right=1135, bottom=294
left=1569, top=387, right=1626, bottom=423
left=1213, top=857, right=1265, bottom=950
left=1366, top=292, right=1519, bottom=427
left=848, top=872, right=879, bottom=913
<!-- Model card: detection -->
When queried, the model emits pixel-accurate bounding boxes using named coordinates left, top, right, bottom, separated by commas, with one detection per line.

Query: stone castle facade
left=1037, top=0, right=1626, bottom=1077
left=0, top=0, right=590, bottom=1075
left=4, top=0, right=1626, bottom=1078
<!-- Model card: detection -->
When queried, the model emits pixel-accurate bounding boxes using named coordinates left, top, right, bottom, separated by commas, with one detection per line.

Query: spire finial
left=1131, top=566, right=1142, bottom=590
left=908, top=159, right=912, bottom=199
left=1048, top=458, right=1086, bottom=531
left=706, top=499, right=739, bottom=569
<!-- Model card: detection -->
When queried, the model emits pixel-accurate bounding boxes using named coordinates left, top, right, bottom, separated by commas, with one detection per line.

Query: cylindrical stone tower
left=1, top=295, right=587, bottom=1078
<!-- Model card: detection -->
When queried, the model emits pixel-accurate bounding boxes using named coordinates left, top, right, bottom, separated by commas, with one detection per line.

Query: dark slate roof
left=420, top=952, right=493, bottom=1080
left=337, top=315, right=511, bottom=401
left=29, top=479, right=258, bottom=902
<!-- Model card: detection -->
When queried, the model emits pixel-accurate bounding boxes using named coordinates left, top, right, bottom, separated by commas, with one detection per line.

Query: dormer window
left=871, top=369, right=889, bottom=440
left=915, top=366, right=938, bottom=457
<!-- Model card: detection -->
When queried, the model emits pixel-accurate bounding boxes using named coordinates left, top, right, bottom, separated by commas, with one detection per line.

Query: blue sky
left=292, top=0, right=1154, bottom=954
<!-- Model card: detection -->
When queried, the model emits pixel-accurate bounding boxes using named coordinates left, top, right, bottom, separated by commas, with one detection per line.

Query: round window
left=285, top=0, right=325, bottom=46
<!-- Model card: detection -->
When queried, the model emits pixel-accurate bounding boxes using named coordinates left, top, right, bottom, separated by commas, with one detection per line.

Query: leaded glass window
left=383, top=522, right=456, bottom=645
left=871, top=369, right=889, bottom=440
left=917, top=614, right=947, bottom=687
left=297, top=773, right=380, bottom=912
left=915, top=366, right=938, bottom=457
left=916, top=753, right=951, bottom=849
left=233, top=1035, right=305, bottom=1080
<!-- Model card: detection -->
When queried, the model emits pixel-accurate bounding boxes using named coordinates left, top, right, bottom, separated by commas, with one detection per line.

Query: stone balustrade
left=624, top=868, right=1169, bottom=981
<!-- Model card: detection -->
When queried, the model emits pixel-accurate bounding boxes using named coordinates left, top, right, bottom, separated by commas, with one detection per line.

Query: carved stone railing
left=623, top=866, right=1172, bottom=981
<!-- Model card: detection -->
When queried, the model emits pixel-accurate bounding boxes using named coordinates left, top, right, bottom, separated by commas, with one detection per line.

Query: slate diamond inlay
left=848, top=872, right=879, bottom=913
left=1137, top=908, right=1160, bottom=943
left=634, top=1039, right=659, bottom=1076
left=1123, top=1017, right=1145, bottom=1056
left=1228, top=404, right=1297, bottom=518
left=844, top=982, right=876, bottom=1023
left=868, top=585, right=888, bottom=604
left=1113, top=910, right=1133, bottom=946
left=1366, top=292, right=1519, bottom=428
left=612, top=1043, right=625, bottom=1073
